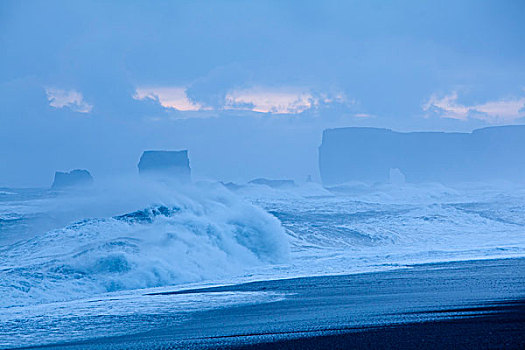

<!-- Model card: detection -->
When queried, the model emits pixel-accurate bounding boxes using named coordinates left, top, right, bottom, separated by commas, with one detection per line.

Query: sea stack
left=138, top=150, right=191, bottom=182
left=319, top=125, right=525, bottom=185
left=51, top=169, right=94, bottom=189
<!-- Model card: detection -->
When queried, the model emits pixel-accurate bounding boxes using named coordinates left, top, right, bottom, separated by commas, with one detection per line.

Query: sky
left=1, top=0, right=524, bottom=186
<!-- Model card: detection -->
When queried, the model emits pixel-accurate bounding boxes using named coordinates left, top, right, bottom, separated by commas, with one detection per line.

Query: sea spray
left=0, top=180, right=290, bottom=307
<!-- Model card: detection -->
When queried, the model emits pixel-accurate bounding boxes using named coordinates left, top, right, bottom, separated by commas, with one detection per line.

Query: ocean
left=1, top=180, right=525, bottom=347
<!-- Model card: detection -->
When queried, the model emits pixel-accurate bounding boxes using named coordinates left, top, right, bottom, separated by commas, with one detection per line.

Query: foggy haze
left=2, top=2, right=525, bottom=348
left=1, top=0, right=525, bottom=186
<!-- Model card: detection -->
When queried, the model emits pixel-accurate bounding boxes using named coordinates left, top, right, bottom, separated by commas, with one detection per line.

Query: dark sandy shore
left=230, top=300, right=525, bottom=349
left=18, top=258, right=525, bottom=350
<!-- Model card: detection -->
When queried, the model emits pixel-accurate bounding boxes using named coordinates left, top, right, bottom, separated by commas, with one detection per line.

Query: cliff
left=51, top=169, right=93, bottom=189
left=319, top=125, right=525, bottom=185
left=138, top=150, right=191, bottom=182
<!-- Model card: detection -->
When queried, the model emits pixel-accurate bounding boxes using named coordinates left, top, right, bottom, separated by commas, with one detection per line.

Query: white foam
left=0, top=180, right=289, bottom=307
left=2, top=180, right=525, bottom=310
left=0, top=288, right=286, bottom=348
left=232, top=181, right=525, bottom=282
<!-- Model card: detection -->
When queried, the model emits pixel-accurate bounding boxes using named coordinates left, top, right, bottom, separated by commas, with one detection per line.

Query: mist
left=2, top=0, right=525, bottom=187
left=2, top=2, right=525, bottom=348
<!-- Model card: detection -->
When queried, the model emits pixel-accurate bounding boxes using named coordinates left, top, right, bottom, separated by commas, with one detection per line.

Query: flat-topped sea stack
left=138, top=150, right=191, bottom=182
left=51, top=169, right=94, bottom=189
left=319, top=125, right=525, bottom=185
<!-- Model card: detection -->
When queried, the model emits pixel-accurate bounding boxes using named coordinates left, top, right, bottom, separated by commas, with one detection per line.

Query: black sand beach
left=230, top=300, right=525, bottom=349
left=18, top=258, right=525, bottom=350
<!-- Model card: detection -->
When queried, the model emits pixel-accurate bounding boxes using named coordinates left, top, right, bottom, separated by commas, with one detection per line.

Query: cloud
left=474, top=99, right=525, bottom=121
left=223, top=87, right=350, bottom=114
left=45, top=88, right=93, bottom=113
left=423, top=92, right=525, bottom=123
left=224, top=87, right=315, bottom=114
left=133, top=87, right=203, bottom=111
left=353, top=113, right=374, bottom=118
left=134, top=85, right=349, bottom=115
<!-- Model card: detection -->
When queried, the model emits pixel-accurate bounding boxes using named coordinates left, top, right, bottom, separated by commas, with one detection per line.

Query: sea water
left=1, top=179, right=524, bottom=347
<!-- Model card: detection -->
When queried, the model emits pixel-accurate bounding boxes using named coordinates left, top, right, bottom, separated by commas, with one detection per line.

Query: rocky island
left=51, top=169, right=94, bottom=189
left=319, top=125, right=525, bottom=185
left=138, top=150, right=191, bottom=182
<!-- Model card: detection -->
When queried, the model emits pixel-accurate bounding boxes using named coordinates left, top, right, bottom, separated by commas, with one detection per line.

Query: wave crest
left=0, top=182, right=289, bottom=306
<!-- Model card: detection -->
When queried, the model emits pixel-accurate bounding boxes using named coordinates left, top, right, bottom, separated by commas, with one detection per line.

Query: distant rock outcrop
left=319, top=125, right=525, bottom=185
left=138, top=150, right=191, bottom=182
left=51, top=169, right=93, bottom=189
left=221, top=181, right=243, bottom=191
left=248, top=178, right=296, bottom=188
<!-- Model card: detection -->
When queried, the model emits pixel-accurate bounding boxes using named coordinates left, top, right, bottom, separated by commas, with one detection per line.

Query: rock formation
left=138, top=150, right=191, bottom=182
left=51, top=169, right=93, bottom=189
left=248, top=178, right=296, bottom=188
left=319, top=125, right=525, bottom=185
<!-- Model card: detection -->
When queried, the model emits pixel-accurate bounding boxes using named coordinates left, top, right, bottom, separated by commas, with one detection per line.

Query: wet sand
left=19, top=258, right=525, bottom=349
left=230, top=300, right=525, bottom=349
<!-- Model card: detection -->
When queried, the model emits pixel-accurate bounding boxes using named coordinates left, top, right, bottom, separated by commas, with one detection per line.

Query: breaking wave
left=238, top=181, right=525, bottom=276
left=0, top=181, right=290, bottom=307
left=2, top=179, right=525, bottom=308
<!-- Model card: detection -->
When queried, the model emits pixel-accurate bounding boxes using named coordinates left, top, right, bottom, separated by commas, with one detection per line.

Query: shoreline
left=230, top=299, right=525, bottom=349
left=15, top=257, right=525, bottom=349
